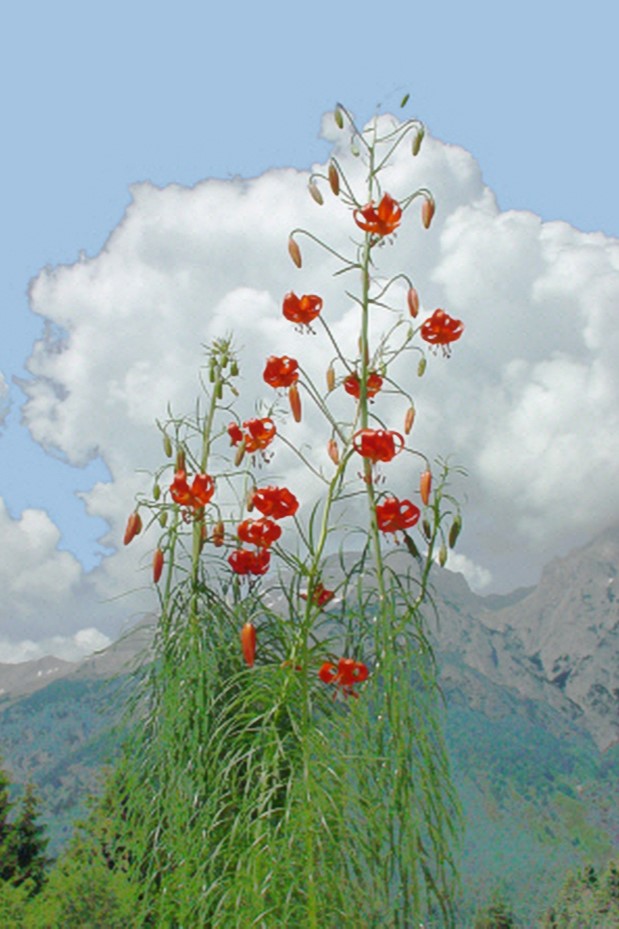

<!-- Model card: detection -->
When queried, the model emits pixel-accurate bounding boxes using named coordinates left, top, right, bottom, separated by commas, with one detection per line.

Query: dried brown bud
left=422, top=519, right=432, bottom=541
left=407, top=286, right=420, bottom=318
left=308, top=182, right=324, bottom=205
left=328, top=163, right=340, bottom=196
left=326, top=365, right=335, bottom=392
left=404, top=405, right=416, bottom=435
left=288, top=236, right=302, bottom=268
left=327, top=438, right=340, bottom=465
left=422, top=196, right=435, bottom=229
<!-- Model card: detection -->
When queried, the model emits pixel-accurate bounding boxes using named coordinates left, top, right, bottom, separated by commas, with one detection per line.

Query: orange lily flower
left=319, top=657, right=369, bottom=698
left=282, top=292, right=323, bottom=327
left=352, top=429, right=404, bottom=463
left=353, top=193, right=402, bottom=237
left=263, top=355, right=299, bottom=388
left=250, top=486, right=299, bottom=520
left=228, top=548, right=271, bottom=576
left=375, top=497, right=420, bottom=534
left=169, top=470, right=215, bottom=509
left=343, top=371, right=383, bottom=400
left=227, top=418, right=276, bottom=454
left=237, top=517, right=282, bottom=549
left=420, top=309, right=464, bottom=356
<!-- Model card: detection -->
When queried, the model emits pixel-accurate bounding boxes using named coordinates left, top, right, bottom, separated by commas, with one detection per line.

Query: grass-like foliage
left=112, top=100, right=466, bottom=927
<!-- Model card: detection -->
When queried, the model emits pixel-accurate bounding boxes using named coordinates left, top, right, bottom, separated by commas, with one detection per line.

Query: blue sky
left=1, top=1, right=617, bottom=659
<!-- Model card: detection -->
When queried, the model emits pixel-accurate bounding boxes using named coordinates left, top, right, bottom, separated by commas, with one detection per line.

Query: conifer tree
left=11, top=783, right=50, bottom=892
left=0, top=762, right=16, bottom=883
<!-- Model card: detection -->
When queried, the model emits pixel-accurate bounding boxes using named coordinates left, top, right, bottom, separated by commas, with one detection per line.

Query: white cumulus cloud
left=12, top=111, right=619, bottom=635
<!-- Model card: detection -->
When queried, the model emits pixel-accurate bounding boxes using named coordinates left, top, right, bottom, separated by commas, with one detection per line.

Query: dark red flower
left=263, top=355, right=299, bottom=388
left=251, top=486, right=299, bottom=520
left=353, top=193, right=402, bottom=237
left=319, top=657, right=369, bottom=698
left=227, top=418, right=276, bottom=454
left=228, top=548, right=271, bottom=576
left=343, top=371, right=383, bottom=400
left=352, top=429, right=404, bottom=463
left=282, top=292, right=323, bottom=327
left=300, top=583, right=335, bottom=607
left=375, top=497, right=420, bottom=534
left=169, top=470, right=215, bottom=509
left=237, top=517, right=282, bottom=549
left=420, top=309, right=464, bottom=355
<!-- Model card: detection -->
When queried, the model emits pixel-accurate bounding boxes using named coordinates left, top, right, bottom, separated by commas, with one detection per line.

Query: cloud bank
left=7, top=112, right=619, bottom=655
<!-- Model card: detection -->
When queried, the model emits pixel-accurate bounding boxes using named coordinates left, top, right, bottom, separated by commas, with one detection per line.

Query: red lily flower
left=237, top=517, right=282, bottom=549
left=250, top=486, right=299, bottom=520
left=241, top=622, right=256, bottom=667
left=420, top=309, right=464, bottom=356
left=319, top=657, right=369, bottom=698
left=227, top=418, right=276, bottom=454
left=263, top=355, right=299, bottom=388
left=170, top=470, right=215, bottom=509
left=282, top=292, right=323, bottom=327
left=228, top=548, right=271, bottom=576
left=352, top=429, right=404, bottom=463
left=375, top=497, right=420, bottom=534
left=343, top=371, right=383, bottom=400
left=353, top=193, right=402, bottom=237
left=300, top=583, right=335, bottom=607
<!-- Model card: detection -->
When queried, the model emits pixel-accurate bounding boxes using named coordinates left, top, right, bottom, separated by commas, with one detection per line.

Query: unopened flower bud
left=208, top=364, right=216, bottom=383
left=404, top=533, right=420, bottom=559
left=123, top=512, right=142, bottom=546
left=288, top=236, right=302, bottom=268
left=449, top=515, right=462, bottom=549
left=334, top=106, right=344, bottom=129
left=309, top=182, right=324, bottom=205
left=247, top=487, right=256, bottom=512
left=289, top=383, right=302, bottom=423
left=212, top=520, right=225, bottom=547
left=412, top=128, right=424, bottom=156
left=230, top=360, right=239, bottom=377
left=163, top=434, right=173, bottom=458
left=153, top=483, right=161, bottom=501
left=327, top=438, right=340, bottom=465
left=407, top=286, right=420, bottom=318
left=328, top=163, right=340, bottom=196
left=234, top=440, right=246, bottom=466
left=438, top=544, right=448, bottom=567
left=404, top=405, right=415, bottom=435
left=422, top=196, right=435, bottom=229
left=422, top=519, right=432, bottom=541
left=153, top=548, right=164, bottom=583
left=400, top=92, right=410, bottom=108
left=326, top=365, right=335, bottom=392
left=159, top=512, right=168, bottom=528
left=417, top=357, right=427, bottom=377
left=351, top=140, right=360, bottom=157
left=420, top=470, right=432, bottom=506
left=198, top=522, right=207, bottom=552
left=176, top=449, right=186, bottom=472
left=216, top=381, right=223, bottom=400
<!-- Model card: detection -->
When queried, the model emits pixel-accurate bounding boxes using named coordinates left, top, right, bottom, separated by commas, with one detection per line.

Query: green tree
left=0, top=762, right=17, bottom=883
left=474, top=890, right=518, bottom=928
left=10, top=784, right=50, bottom=893
left=541, top=860, right=619, bottom=928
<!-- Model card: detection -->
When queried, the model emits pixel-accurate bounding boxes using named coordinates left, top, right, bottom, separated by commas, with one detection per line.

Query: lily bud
left=212, top=520, right=225, bottom=547
left=326, top=365, right=335, bottom=392
left=176, top=449, right=186, bottom=472
left=123, top=512, right=142, bottom=546
left=438, top=544, right=448, bottom=567
left=422, top=196, right=435, bottom=229
left=327, top=438, right=340, bottom=465
left=246, top=488, right=256, bottom=512
left=328, top=163, right=340, bottom=196
left=159, top=512, right=168, bottom=528
left=334, top=106, right=344, bottom=129
left=153, top=483, right=161, bottom=501
left=230, top=359, right=239, bottom=377
left=404, top=405, right=415, bottom=435
left=153, top=548, right=164, bottom=583
left=412, top=128, right=424, bottom=156
left=422, top=519, right=432, bottom=541
left=449, top=515, right=462, bottom=549
left=289, top=383, right=302, bottom=423
left=404, top=533, right=420, bottom=559
left=308, top=182, right=324, bottom=205
left=417, top=357, right=427, bottom=377
left=420, top=470, right=432, bottom=506
left=234, top=440, right=246, bottom=467
left=288, top=236, right=302, bottom=268
left=241, top=622, right=257, bottom=668
left=407, top=286, right=420, bottom=318
left=163, top=434, right=173, bottom=458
